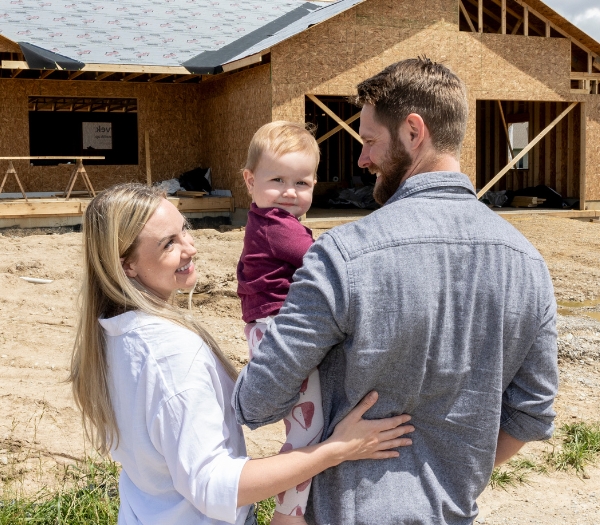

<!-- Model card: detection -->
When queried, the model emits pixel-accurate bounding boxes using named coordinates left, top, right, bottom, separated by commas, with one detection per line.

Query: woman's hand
left=237, top=391, right=413, bottom=507
left=325, top=391, right=413, bottom=464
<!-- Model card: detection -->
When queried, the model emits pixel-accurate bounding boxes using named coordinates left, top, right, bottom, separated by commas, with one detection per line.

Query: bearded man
left=234, top=58, right=558, bottom=525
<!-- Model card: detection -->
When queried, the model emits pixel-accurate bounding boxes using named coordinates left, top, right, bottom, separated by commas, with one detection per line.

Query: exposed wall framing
left=476, top=100, right=581, bottom=199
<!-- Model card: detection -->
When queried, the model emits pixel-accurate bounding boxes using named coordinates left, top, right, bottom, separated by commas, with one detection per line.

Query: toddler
left=237, top=121, right=322, bottom=525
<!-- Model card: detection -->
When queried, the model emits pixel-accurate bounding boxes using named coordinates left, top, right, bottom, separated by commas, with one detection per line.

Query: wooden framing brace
left=579, top=103, right=586, bottom=210
left=316, top=112, right=361, bottom=144
left=460, top=0, right=477, bottom=33
left=477, top=102, right=578, bottom=199
left=306, top=94, right=363, bottom=144
left=496, top=101, right=515, bottom=161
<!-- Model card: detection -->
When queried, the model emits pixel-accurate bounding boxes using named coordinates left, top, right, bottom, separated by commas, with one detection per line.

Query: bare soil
left=0, top=214, right=599, bottom=522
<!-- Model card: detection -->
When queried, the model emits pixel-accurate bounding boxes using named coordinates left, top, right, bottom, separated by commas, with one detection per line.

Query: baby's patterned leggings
left=244, top=318, right=323, bottom=517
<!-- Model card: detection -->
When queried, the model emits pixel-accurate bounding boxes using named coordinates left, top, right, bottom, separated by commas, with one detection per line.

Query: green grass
left=546, top=421, right=600, bottom=473
left=0, top=456, right=276, bottom=525
left=0, top=459, right=119, bottom=525
left=256, top=497, right=276, bottom=525
left=488, top=457, right=544, bottom=490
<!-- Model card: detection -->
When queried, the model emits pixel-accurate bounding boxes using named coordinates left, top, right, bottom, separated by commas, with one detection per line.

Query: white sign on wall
left=82, top=122, right=112, bottom=150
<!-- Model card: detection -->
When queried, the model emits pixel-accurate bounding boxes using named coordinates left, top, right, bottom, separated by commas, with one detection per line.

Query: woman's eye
left=165, top=239, right=174, bottom=249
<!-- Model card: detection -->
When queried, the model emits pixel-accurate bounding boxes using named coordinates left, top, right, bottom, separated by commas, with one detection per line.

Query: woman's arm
left=238, top=391, right=413, bottom=507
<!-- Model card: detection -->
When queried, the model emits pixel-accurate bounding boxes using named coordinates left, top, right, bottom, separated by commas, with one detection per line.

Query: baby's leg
left=272, top=367, right=323, bottom=523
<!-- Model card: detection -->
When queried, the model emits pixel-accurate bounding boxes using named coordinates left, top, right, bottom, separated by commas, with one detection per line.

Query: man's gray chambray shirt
left=233, top=172, right=558, bottom=525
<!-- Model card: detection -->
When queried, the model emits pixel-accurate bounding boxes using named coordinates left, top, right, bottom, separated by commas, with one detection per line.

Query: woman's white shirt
left=100, top=311, right=250, bottom=525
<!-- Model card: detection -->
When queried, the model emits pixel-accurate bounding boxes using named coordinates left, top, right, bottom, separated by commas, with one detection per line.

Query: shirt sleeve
left=149, top=380, right=249, bottom=524
left=266, top=217, right=314, bottom=268
left=500, top=279, right=559, bottom=442
left=234, top=232, right=350, bottom=429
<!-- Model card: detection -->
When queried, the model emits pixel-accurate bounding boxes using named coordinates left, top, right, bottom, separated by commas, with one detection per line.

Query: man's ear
left=401, top=113, right=427, bottom=152
left=121, top=257, right=137, bottom=278
left=242, top=169, right=255, bottom=196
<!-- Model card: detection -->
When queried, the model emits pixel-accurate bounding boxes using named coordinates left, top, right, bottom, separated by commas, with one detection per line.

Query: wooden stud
left=545, top=102, right=552, bottom=187
left=478, top=0, right=483, bottom=33
left=556, top=104, right=563, bottom=195
left=579, top=103, right=586, bottom=210
left=145, top=131, right=152, bottom=187
left=68, top=70, right=85, bottom=80
left=545, top=21, right=551, bottom=38
left=11, top=69, right=23, bottom=78
left=477, top=102, right=578, bottom=199
left=501, top=0, right=506, bottom=34
left=460, top=0, right=477, bottom=33
left=307, top=95, right=363, bottom=144
left=523, top=6, right=528, bottom=36
left=567, top=105, right=574, bottom=197
left=40, top=69, right=54, bottom=79
left=588, top=53, right=593, bottom=74
left=317, top=112, right=361, bottom=144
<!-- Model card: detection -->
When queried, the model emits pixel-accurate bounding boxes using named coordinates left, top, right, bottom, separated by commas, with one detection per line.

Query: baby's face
left=243, top=150, right=317, bottom=218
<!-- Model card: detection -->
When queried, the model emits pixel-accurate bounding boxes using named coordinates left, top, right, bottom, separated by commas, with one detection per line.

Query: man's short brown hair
left=354, top=57, right=468, bottom=156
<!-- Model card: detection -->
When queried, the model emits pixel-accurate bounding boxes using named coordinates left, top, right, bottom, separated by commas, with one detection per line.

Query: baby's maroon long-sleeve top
left=237, top=203, right=314, bottom=323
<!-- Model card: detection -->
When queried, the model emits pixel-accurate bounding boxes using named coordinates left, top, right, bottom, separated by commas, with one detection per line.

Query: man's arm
left=500, top=272, right=559, bottom=444
left=494, top=429, right=526, bottom=467
left=234, top=232, right=351, bottom=429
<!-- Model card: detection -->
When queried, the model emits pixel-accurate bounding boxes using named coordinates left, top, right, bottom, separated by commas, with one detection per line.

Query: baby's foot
left=270, top=510, right=308, bottom=525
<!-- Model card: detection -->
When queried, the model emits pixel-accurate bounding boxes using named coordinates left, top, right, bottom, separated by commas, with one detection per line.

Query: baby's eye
left=297, top=181, right=308, bottom=186
left=271, top=177, right=283, bottom=183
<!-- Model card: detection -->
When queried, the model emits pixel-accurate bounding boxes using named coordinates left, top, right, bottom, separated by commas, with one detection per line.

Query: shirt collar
left=385, top=171, right=477, bottom=206
left=99, top=310, right=156, bottom=336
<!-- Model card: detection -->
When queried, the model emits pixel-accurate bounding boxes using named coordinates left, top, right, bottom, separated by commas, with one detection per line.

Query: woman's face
left=122, top=199, right=197, bottom=300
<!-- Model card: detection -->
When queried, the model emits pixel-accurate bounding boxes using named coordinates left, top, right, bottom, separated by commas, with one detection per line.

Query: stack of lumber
left=510, top=196, right=546, bottom=208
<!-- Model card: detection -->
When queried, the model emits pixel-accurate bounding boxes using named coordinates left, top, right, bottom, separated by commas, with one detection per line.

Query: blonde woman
left=69, top=183, right=413, bottom=525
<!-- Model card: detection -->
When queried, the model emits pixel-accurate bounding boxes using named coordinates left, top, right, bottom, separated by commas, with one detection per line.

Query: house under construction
left=0, top=0, right=599, bottom=226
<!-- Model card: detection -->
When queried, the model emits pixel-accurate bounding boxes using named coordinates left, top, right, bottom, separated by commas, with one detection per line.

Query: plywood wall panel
left=198, top=64, right=272, bottom=209
left=584, top=98, right=600, bottom=201
left=0, top=78, right=203, bottom=194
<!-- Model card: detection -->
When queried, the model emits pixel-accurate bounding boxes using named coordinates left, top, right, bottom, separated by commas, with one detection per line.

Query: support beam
left=40, top=69, right=54, bottom=79
left=148, top=74, right=171, bottom=83
left=478, top=0, right=483, bottom=33
left=317, top=112, right=361, bottom=144
left=501, top=0, right=506, bottom=34
left=306, top=94, right=363, bottom=144
left=511, top=18, right=522, bottom=35
left=173, top=75, right=197, bottom=83
left=68, top=70, right=85, bottom=80
left=460, top=0, right=477, bottom=33
left=523, top=6, right=528, bottom=36
left=121, top=72, right=144, bottom=82
left=11, top=69, right=23, bottom=78
left=96, top=72, right=115, bottom=81
left=545, top=21, right=551, bottom=38
left=477, top=102, right=578, bottom=199
left=580, top=103, right=586, bottom=210
left=497, top=101, right=515, bottom=161
left=145, top=131, right=152, bottom=187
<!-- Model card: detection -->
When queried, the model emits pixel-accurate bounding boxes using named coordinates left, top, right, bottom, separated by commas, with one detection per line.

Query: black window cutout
left=28, top=97, right=138, bottom=166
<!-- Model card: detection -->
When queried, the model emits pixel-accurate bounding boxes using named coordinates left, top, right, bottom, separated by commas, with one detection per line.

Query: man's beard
left=371, top=138, right=413, bottom=205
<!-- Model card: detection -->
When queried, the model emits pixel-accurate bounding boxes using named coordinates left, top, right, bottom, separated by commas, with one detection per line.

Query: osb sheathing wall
left=584, top=98, right=600, bottom=202
left=269, top=0, right=596, bottom=194
left=0, top=79, right=203, bottom=193
left=198, top=64, right=272, bottom=208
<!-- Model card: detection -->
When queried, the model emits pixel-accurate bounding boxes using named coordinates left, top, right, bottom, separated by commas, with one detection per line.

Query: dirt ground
left=0, top=213, right=599, bottom=523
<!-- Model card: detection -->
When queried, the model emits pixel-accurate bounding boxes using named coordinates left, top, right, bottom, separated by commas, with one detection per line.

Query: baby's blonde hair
left=244, top=121, right=320, bottom=176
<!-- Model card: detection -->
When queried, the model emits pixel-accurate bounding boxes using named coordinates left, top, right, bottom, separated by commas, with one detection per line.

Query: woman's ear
left=120, top=257, right=137, bottom=278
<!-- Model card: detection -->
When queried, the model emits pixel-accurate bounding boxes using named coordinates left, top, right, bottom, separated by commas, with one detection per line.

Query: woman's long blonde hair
left=69, top=183, right=238, bottom=455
